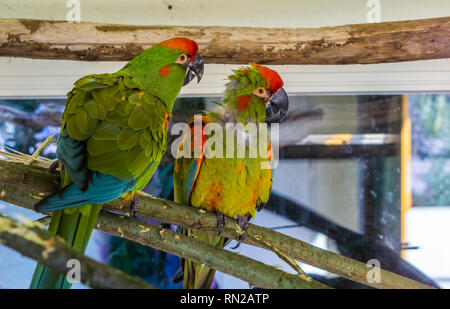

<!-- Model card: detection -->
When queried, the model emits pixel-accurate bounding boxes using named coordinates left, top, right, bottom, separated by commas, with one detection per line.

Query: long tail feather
left=30, top=169, right=130, bottom=289
left=29, top=204, right=101, bottom=289
left=182, top=229, right=227, bottom=289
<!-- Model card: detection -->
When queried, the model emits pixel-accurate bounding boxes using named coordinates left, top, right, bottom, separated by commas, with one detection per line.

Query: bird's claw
left=130, top=195, right=138, bottom=218
left=231, top=215, right=249, bottom=250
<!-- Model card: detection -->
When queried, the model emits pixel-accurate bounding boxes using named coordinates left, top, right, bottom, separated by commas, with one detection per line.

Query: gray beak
left=265, top=88, right=289, bottom=123
left=183, top=53, right=204, bottom=86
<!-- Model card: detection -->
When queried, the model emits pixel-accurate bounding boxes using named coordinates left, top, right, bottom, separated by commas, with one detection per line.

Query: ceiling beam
left=0, top=17, right=449, bottom=64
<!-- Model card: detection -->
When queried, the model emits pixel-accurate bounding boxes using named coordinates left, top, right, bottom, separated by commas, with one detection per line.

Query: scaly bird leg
left=131, top=194, right=139, bottom=218
left=231, top=215, right=249, bottom=250
left=216, top=211, right=226, bottom=236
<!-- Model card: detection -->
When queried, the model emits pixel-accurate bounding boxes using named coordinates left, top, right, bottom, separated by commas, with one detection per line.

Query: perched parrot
left=173, top=64, right=288, bottom=289
left=30, top=37, right=204, bottom=289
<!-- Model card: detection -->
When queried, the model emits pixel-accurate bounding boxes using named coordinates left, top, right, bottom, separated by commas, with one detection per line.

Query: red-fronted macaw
left=30, top=37, right=204, bottom=289
left=173, top=64, right=288, bottom=289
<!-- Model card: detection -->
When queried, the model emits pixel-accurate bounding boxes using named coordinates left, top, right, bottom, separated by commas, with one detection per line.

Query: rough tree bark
left=0, top=215, right=155, bottom=289
left=97, top=210, right=329, bottom=289
left=0, top=17, right=449, bottom=64
left=0, top=159, right=434, bottom=289
left=0, top=160, right=330, bottom=289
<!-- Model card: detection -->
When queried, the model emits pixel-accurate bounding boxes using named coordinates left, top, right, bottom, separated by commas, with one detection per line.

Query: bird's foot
left=48, top=160, right=59, bottom=173
left=216, top=211, right=226, bottom=236
left=231, top=215, right=249, bottom=250
left=130, top=194, right=138, bottom=218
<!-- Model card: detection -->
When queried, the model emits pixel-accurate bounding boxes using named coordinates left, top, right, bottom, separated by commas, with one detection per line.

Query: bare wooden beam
left=0, top=17, right=449, bottom=64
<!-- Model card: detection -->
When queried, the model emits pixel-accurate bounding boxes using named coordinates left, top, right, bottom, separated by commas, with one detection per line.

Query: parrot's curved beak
left=265, top=88, right=289, bottom=123
left=184, top=53, right=204, bottom=86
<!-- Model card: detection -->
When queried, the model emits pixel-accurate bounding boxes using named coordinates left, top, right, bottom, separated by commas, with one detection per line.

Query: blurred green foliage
left=410, top=94, right=450, bottom=206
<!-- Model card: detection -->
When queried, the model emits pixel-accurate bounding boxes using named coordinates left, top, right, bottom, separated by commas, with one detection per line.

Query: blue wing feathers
left=39, top=128, right=138, bottom=213
left=185, top=160, right=199, bottom=203
left=35, top=172, right=135, bottom=212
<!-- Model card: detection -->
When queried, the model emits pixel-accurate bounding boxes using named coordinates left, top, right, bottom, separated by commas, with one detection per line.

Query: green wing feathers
left=31, top=73, right=169, bottom=289
left=64, top=74, right=169, bottom=185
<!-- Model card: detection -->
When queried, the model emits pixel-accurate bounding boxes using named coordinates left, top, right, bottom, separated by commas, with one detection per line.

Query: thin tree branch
left=0, top=18, right=449, bottom=64
left=114, top=192, right=433, bottom=289
left=264, top=193, right=440, bottom=288
left=0, top=214, right=155, bottom=289
left=251, top=233, right=308, bottom=278
left=0, top=159, right=329, bottom=289
left=97, top=210, right=329, bottom=289
left=0, top=159, right=434, bottom=289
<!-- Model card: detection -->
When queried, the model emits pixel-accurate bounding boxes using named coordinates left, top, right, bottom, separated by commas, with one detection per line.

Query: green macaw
left=173, top=63, right=289, bottom=289
left=30, top=37, right=204, bottom=289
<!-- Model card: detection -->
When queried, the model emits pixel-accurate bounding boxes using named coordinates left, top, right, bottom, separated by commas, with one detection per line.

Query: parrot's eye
left=175, top=54, right=189, bottom=65
left=253, top=87, right=270, bottom=100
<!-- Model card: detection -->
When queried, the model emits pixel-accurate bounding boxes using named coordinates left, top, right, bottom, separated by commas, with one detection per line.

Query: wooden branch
left=265, top=194, right=440, bottom=288
left=97, top=211, right=329, bottom=289
left=0, top=159, right=329, bottom=289
left=0, top=214, right=155, bottom=289
left=110, top=193, right=433, bottom=289
left=0, top=17, right=449, bottom=64
left=0, top=159, right=434, bottom=289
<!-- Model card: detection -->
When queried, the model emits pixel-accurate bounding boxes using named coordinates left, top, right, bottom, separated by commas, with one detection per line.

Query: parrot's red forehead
left=250, top=63, right=284, bottom=93
left=159, top=37, right=198, bottom=60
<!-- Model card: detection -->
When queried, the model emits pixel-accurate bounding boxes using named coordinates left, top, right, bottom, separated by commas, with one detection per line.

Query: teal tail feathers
left=30, top=167, right=134, bottom=289
left=29, top=204, right=101, bottom=289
